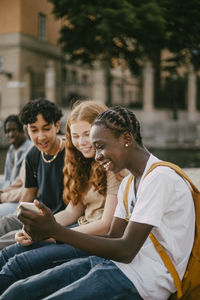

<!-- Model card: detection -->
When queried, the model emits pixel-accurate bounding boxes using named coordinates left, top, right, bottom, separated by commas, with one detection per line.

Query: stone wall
left=1, top=109, right=200, bottom=149
left=183, top=168, right=200, bottom=189
left=58, top=109, right=200, bottom=150
left=141, top=121, right=200, bottom=149
left=0, top=121, right=8, bottom=147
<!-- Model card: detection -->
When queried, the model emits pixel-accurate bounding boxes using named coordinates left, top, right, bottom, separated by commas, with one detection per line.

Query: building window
left=71, top=70, right=77, bottom=85
left=38, top=13, right=46, bottom=41
left=82, top=74, right=88, bottom=86
left=62, top=68, right=67, bottom=82
left=30, top=71, right=45, bottom=99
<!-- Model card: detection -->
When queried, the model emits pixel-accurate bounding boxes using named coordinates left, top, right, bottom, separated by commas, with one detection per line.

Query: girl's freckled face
left=70, top=121, right=95, bottom=158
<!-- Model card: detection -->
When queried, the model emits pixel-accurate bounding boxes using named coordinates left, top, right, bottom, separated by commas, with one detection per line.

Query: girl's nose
left=79, top=136, right=87, bottom=145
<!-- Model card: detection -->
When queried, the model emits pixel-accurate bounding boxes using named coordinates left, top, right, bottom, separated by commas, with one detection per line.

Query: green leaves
left=48, top=0, right=200, bottom=72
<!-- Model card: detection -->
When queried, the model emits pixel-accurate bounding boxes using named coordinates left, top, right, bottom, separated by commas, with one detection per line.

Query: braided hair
left=93, top=106, right=142, bottom=145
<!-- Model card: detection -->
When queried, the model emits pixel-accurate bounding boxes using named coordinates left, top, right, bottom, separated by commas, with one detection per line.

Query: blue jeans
left=1, top=256, right=142, bottom=300
left=0, top=203, right=18, bottom=218
left=0, top=241, right=89, bottom=294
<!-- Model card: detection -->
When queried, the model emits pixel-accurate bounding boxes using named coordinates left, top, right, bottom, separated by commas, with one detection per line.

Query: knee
left=1, top=280, right=26, bottom=300
left=0, top=248, right=8, bottom=269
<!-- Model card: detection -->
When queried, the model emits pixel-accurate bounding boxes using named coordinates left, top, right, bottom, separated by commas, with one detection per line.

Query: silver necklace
left=41, top=138, right=62, bottom=163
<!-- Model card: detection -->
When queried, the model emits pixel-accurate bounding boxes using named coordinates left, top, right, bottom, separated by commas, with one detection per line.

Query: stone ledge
left=183, top=168, right=200, bottom=189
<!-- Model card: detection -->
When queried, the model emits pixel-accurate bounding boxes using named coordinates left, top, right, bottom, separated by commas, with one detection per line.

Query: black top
left=25, top=146, right=66, bottom=214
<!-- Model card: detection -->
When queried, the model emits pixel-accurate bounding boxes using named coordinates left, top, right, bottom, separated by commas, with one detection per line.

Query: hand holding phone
left=19, top=202, right=40, bottom=214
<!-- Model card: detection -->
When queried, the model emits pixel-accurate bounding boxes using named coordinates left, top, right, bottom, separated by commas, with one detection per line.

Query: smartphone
left=19, top=202, right=40, bottom=214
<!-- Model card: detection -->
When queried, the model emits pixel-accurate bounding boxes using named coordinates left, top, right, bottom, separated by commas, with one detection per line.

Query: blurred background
left=1, top=0, right=200, bottom=172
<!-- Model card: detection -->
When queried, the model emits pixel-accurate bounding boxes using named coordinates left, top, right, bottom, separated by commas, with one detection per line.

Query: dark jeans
left=1, top=256, right=142, bottom=300
left=0, top=240, right=89, bottom=294
left=0, top=214, right=22, bottom=250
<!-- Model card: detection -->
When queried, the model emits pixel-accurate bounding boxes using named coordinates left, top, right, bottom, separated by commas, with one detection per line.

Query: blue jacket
left=0, top=138, right=32, bottom=188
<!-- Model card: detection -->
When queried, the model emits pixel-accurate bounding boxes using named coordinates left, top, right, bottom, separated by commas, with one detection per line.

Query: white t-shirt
left=113, top=154, right=195, bottom=300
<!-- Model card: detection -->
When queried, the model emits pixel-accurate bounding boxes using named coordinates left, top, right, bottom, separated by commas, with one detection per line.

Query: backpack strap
left=122, top=161, right=198, bottom=299
left=145, top=161, right=199, bottom=194
left=123, top=174, right=134, bottom=222
left=149, top=232, right=182, bottom=298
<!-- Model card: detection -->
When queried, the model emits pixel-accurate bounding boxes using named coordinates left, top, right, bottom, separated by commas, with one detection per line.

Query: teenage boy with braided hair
left=0, top=98, right=66, bottom=249
left=3, top=105, right=195, bottom=300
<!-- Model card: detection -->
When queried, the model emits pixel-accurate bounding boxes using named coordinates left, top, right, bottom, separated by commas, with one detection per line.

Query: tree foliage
left=49, top=0, right=200, bottom=72
left=48, top=0, right=200, bottom=107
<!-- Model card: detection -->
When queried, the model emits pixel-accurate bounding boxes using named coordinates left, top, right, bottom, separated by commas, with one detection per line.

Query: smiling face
left=27, top=113, right=60, bottom=155
left=70, top=120, right=95, bottom=158
left=5, top=121, right=25, bottom=148
left=90, top=124, right=127, bottom=173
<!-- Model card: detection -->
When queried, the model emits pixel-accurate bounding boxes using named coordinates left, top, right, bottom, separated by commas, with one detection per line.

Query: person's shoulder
left=20, top=138, right=32, bottom=149
left=26, top=146, right=40, bottom=160
left=25, top=138, right=33, bottom=147
left=144, top=163, right=180, bottom=189
left=7, top=143, right=14, bottom=152
left=145, top=154, right=173, bottom=177
left=148, top=162, right=178, bottom=178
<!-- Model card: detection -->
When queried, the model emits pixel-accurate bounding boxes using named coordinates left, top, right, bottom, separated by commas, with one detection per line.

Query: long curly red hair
left=63, top=100, right=108, bottom=206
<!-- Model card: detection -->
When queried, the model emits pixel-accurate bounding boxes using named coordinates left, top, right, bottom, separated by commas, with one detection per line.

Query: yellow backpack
left=123, top=161, right=200, bottom=300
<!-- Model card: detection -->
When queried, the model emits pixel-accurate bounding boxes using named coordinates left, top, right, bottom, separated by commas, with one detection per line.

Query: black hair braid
left=94, top=106, right=142, bottom=145
left=127, top=109, right=142, bottom=145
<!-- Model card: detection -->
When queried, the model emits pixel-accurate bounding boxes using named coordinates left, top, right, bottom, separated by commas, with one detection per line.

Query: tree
left=48, top=0, right=200, bottom=106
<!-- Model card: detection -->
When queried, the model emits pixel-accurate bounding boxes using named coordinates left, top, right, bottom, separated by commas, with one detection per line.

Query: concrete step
left=183, top=168, right=200, bottom=189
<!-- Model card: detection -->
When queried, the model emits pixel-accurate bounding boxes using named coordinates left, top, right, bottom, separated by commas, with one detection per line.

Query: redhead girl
left=0, top=101, right=126, bottom=295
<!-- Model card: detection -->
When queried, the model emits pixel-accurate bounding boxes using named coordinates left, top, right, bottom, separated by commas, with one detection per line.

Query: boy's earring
left=125, top=143, right=129, bottom=148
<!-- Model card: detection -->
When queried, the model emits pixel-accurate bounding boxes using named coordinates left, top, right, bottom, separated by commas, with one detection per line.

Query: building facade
left=0, top=0, right=63, bottom=117
left=0, top=0, right=200, bottom=149
left=0, top=0, right=140, bottom=119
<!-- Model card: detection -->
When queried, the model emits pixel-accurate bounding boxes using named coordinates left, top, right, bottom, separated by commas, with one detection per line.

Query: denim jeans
left=0, top=213, right=22, bottom=237
left=0, top=213, right=23, bottom=250
left=0, top=241, right=89, bottom=294
left=1, top=256, right=142, bottom=300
